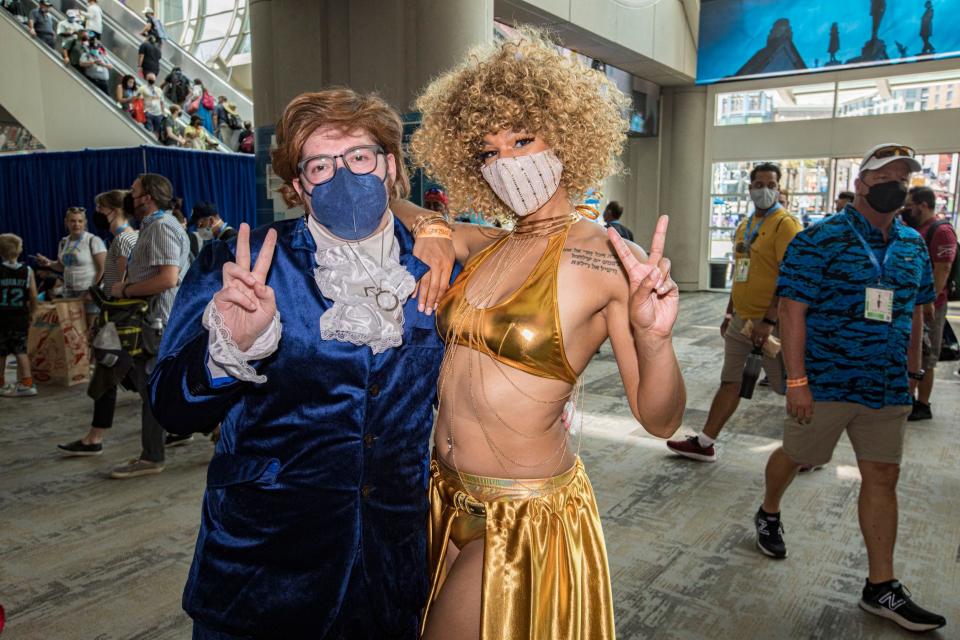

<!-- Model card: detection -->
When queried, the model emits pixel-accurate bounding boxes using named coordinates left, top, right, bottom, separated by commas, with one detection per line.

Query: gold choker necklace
left=512, top=212, right=580, bottom=237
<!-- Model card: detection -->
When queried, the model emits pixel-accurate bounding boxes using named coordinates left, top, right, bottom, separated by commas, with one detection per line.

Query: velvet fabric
left=148, top=216, right=450, bottom=639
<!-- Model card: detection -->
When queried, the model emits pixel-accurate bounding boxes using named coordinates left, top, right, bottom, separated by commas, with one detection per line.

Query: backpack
left=239, top=132, right=253, bottom=153
left=173, top=72, right=191, bottom=104
left=188, top=231, right=200, bottom=262
left=201, top=92, right=215, bottom=110
left=226, top=111, right=242, bottom=130
left=924, top=220, right=960, bottom=301
left=157, top=115, right=171, bottom=144
left=67, top=38, right=84, bottom=66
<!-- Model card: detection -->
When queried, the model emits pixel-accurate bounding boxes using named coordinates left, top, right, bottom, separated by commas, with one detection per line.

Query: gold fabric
left=423, top=455, right=615, bottom=639
left=435, top=227, right=578, bottom=384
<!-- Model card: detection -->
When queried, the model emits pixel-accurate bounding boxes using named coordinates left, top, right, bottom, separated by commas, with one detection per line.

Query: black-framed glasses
left=297, top=145, right=385, bottom=187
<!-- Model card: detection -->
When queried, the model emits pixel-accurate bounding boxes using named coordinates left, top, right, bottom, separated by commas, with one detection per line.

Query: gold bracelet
left=412, top=214, right=451, bottom=238
left=416, top=225, right=453, bottom=240
left=785, top=377, right=808, bottom=388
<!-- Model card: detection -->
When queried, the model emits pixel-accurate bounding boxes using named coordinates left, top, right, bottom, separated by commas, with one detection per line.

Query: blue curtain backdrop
left=0, top=147, right=256, bottom=258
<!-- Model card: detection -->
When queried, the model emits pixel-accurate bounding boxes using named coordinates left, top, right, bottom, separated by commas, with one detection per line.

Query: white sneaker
left=0, top=383, right=37, bottom=397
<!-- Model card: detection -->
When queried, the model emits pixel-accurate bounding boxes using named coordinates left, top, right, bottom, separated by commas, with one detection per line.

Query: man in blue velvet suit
left=149, top=89, right=456, bottom=639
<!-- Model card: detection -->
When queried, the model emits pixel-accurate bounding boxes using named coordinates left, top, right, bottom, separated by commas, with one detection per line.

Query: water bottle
left=739, top=347, right=764, bottom=399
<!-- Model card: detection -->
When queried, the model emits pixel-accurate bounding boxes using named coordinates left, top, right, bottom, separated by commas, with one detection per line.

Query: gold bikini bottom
left=422, top=454, right=615, bottom=640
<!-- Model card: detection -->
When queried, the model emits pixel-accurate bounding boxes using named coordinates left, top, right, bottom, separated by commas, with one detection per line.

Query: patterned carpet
left=1, top=292, right=957, bottom=639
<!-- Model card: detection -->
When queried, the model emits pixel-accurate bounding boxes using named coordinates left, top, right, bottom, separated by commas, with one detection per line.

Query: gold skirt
left=423, top=454, right=615, bottom=639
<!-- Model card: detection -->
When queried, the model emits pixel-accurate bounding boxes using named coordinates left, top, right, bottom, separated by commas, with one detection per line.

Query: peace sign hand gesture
left=608, top=215, right=679, bottom=340
left=214, top=223, right=278, bottom=352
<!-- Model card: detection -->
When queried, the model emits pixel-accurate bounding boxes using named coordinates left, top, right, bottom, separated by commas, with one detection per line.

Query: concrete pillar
left=657, top=85, right=709, bottom=290
left=250, top=0, right=492, bottom=222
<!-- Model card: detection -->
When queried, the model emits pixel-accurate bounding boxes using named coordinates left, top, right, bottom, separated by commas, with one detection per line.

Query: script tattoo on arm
left=563, top=247, right=623, bottom=275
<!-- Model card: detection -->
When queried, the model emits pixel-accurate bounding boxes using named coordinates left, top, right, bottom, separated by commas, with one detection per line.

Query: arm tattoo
left=563, top=247, right=622, bottom=275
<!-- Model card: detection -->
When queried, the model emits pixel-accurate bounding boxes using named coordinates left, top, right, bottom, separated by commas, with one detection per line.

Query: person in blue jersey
left=148, top=89, right=456, bottom=640
left=754, top=143, right=945, bottom=633
left=0, top=234, right=38, bottom=397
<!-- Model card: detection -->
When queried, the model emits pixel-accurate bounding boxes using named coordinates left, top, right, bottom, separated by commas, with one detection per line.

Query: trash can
left=709, top=262, right=730, bottom=289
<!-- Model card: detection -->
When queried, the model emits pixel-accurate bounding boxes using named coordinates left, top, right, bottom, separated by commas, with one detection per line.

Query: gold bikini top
left=435, top=224, right=578, bottom=385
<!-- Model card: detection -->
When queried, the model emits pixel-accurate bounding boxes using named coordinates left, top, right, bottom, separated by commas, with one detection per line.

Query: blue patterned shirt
left=776, top=206, right=936, bottom=408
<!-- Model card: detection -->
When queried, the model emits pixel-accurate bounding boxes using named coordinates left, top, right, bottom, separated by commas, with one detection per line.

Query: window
left=835, top=153, right=959, bottom=217
left=718, top=70, right=960, bottom=126
left=158, top=0, right=250, bottom=69
left=707, top=159, right=830, bottom=288
left=714, top=84, right=835, bottom=126
left=836, top=69, right=960, bottom=118
left=708, top=159, right=828, bottom=263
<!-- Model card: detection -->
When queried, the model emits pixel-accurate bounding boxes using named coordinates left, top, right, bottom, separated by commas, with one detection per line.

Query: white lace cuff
left=202, top=299, right=282, bottom=384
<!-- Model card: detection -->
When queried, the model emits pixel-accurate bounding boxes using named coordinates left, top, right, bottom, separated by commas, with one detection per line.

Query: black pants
left=89, top=77, right=109, bottom=96
left=92, top=383, right=118, bottom=428
left=129, top=356, right=165, bottom=463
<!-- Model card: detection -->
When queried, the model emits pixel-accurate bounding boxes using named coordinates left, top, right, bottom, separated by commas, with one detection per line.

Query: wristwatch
left=761, top=317, right=778, bottom=326
left=908, top=370, right=925, bottom=381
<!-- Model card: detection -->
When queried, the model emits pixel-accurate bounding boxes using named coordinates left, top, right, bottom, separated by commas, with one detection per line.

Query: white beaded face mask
left=480, top=149, right=564, bottom=217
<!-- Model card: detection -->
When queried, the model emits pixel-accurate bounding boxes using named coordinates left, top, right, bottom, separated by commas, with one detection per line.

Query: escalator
left=0, top=7, right=158, bottom=150
left=2, top=1, right=235, bottom=152
left=56, top=0, right=253, bottom=127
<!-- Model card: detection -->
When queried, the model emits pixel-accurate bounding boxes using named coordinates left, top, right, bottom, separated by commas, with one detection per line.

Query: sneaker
left=907, top=401, right=932, bottom=421
left=57, top=439, right=103, bottom=457
left=109, top=459, right=165, bottom=479
left=758, top=375, right=771, bottom=387
left=755, top=507, right=787, bottom=559
left=164, top=433, right=194, bottom=447
left=666, top=435, right=717, bottom=462
left=798, top=463, right=825, bottom=473
left=859, top=579, right=946, bottom=632
left=0, top=383, right=37, bottom=397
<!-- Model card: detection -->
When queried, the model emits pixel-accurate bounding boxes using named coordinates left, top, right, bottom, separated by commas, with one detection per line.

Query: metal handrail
left=0, top=7, right=160, bottom=147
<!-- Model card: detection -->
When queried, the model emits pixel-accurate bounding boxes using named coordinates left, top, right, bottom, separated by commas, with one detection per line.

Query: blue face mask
left=308, top=168, right=388, bottom=241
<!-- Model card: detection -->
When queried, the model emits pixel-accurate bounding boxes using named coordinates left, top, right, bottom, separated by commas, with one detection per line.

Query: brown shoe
left=109, top=459, right=165, bottom=479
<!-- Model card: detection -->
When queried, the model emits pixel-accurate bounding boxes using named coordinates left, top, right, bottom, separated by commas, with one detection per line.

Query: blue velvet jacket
left=148, top=217, right=447, bottom=639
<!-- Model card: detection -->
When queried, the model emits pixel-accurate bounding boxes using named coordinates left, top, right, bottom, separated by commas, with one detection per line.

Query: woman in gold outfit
left=408, top=29, right=686, bottom=639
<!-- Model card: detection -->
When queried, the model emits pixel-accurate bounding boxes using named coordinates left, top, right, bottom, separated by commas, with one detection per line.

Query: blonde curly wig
left=410, top=27, right=629, bottom=224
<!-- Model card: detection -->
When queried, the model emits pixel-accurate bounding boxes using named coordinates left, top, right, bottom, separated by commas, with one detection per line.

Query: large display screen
left=698, top=0, right=960, bottom=84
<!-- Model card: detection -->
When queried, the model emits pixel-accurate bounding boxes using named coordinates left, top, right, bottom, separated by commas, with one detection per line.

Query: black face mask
left=93, top=211, right=111, bottom=232
left=900, top=207, right=919, bottom=227
left=122, top=193, right=135, bottom=217
left=865, top=180, right=907, bottom=214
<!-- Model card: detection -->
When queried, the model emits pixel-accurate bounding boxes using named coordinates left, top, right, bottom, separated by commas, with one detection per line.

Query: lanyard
left=845, top=217, right=894, bottom=284
left=62, top=236, right=84, bottom=264
left=742, top=214, right=764, bottom=253
left=740, top=203, right=781, bottom=254
left=142, top=211, right=165, bottom=228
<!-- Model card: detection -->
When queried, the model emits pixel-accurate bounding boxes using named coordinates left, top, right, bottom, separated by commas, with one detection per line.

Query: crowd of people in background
left=5, top=1, right=254, bottom=154
left=0, top=174, right=237, bottom=436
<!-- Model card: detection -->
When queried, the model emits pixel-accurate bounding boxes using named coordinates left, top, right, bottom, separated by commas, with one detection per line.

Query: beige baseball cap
left=859, top=143, right=922, bottom=175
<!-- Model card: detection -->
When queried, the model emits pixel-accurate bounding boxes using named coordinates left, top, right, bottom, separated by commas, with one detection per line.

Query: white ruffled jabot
left=311, top=214, right=415, bottom=355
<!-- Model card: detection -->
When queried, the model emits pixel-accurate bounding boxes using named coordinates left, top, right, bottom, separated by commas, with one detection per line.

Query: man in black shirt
left=138, top=35, right=162, bottom=78
left=603, top=201, right=634, bottom=241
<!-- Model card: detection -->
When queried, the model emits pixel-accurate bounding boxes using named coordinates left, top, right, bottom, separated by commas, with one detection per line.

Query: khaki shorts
left=721, top=313, right=786, bottom=395
left=783, top=401, right=911, bottom=466
left=922, top=304, right=949, bottom=371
